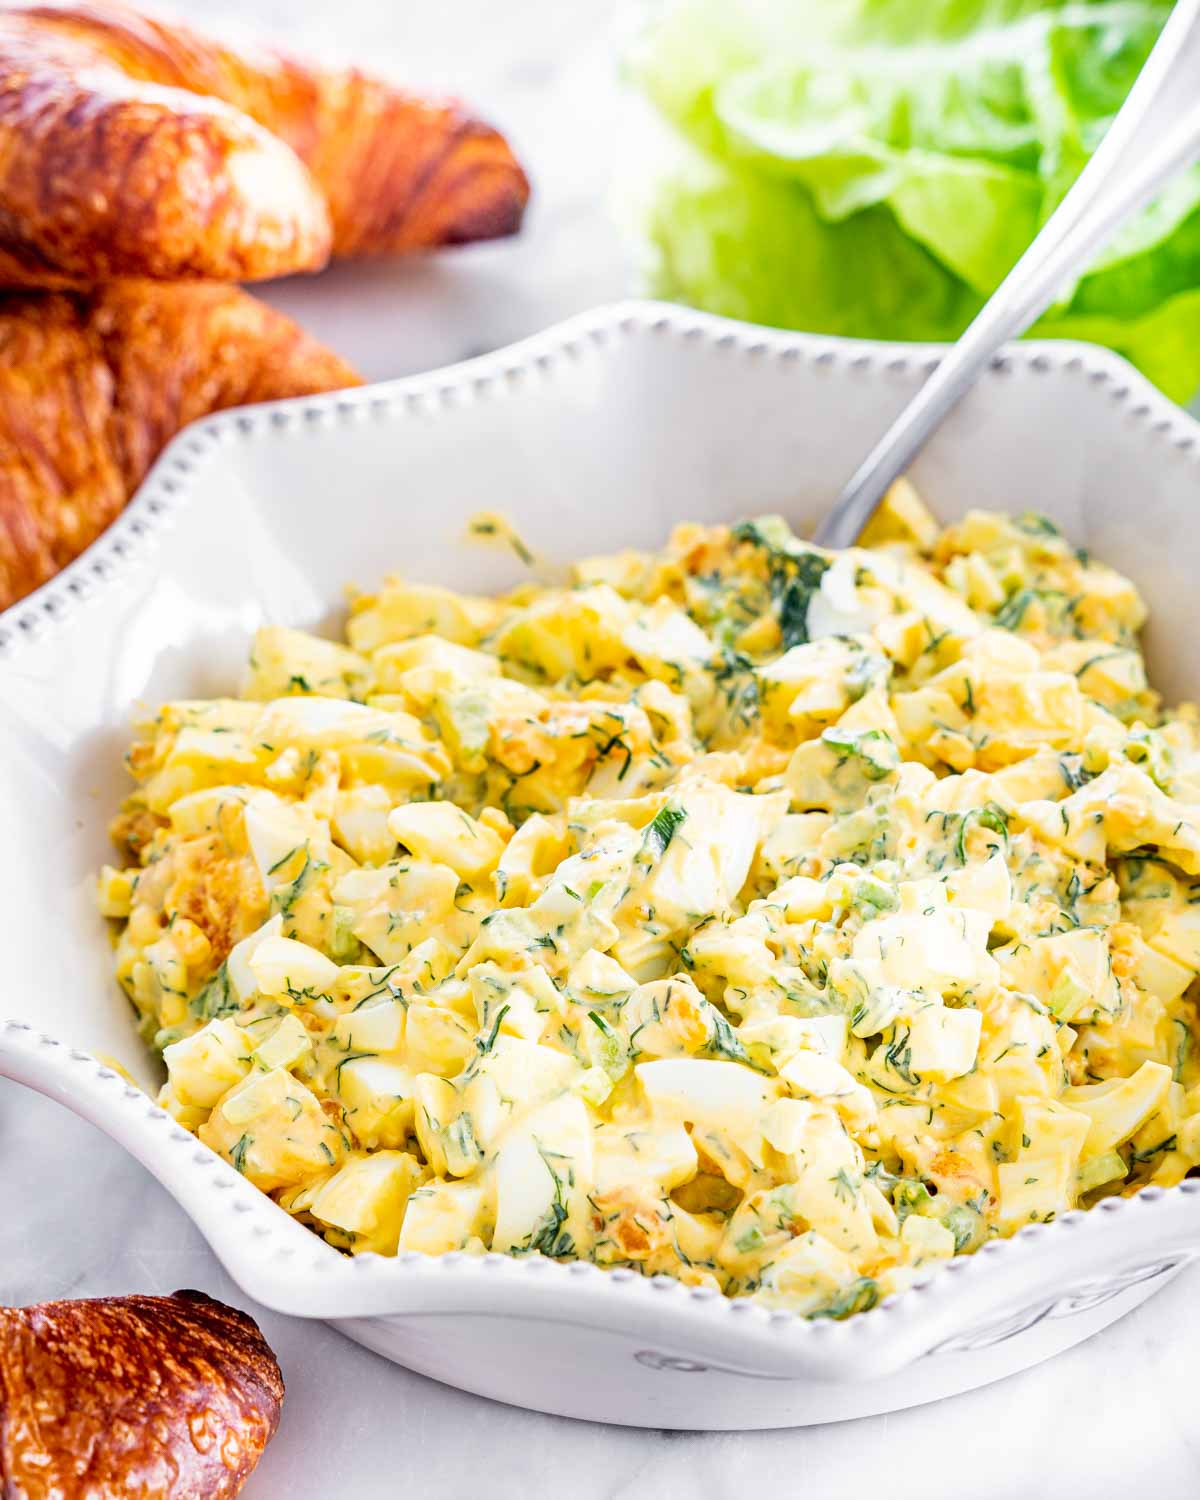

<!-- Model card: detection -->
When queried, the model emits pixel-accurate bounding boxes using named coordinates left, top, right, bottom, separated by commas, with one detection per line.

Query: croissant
left=0, top=2, right=530, bottom=287
left=0, top=280, right=360, bottom=610
left=0, top=1289, right=283, bottom=1498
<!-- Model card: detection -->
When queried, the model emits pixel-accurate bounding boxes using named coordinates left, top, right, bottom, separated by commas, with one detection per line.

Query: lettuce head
left=629, top=0, right=1200, bottom=401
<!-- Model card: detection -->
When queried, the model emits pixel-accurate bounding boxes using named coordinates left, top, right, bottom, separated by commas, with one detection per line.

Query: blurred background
left=188, top=0, right=1200, bottom=403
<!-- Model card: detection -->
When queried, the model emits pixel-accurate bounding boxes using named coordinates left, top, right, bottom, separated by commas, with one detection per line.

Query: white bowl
left=4, top=302, right=1200, bottom=1430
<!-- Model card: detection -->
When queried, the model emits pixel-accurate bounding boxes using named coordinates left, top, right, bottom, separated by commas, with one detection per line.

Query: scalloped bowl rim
left=6, top=298, right=1200, bottom=656
left=3, top=300, right=1200, bottom=1377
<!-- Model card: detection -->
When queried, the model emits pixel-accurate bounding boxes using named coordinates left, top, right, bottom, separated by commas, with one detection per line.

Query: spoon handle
left=814, top=0, right=1200, bottom=551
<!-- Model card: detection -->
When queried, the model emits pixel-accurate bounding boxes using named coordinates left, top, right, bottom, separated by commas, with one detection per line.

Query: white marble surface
left=4, top=2, right=1200, bottom=1495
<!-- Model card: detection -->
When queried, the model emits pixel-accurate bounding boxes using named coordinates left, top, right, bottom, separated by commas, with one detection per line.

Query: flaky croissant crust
left=0, top=8, right=333, bottom=286
left=0, top=1, right=530, bottom=286
left=0, top=1289, right=284, bottom=1499
left=0, top=280, right=360, bottom=610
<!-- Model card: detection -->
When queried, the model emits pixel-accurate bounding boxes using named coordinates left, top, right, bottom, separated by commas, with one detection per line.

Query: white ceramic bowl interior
left=4, top=302, right=1200, bottom=1429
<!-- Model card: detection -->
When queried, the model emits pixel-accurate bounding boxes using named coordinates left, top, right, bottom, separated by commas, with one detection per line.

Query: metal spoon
left=814, top=0, right=1200, bottom=551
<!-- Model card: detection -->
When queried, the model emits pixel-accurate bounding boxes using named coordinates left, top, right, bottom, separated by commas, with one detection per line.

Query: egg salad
left=98, top=485, right=1200, bottom=1319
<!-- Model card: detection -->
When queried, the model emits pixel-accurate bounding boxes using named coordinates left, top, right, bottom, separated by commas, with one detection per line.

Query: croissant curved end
left=0, top=1289, right=284, bottom=1498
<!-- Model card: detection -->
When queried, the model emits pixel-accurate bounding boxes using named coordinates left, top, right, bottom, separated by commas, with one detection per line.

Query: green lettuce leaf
left=629, top=0, right=1200, bottom=400
left=645, top=150, right=981, bottom=340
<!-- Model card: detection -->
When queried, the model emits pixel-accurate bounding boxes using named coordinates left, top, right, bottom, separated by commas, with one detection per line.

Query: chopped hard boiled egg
left=101, top=490, right=1200, bottom=1320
